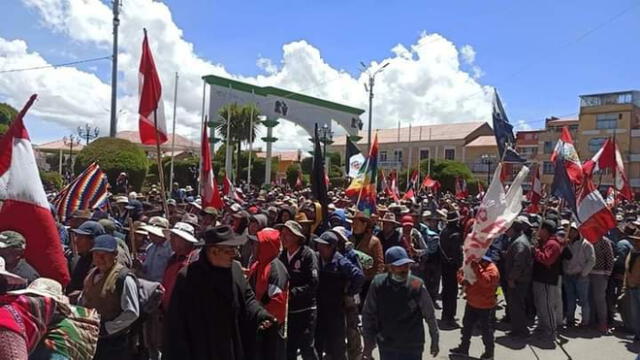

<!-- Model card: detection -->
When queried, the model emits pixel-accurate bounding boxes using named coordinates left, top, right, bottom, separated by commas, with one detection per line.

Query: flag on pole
left=476, top=180, right=485, bottom=200
left=576, top=172, right=616, bottom=243
left=605, top=186, right=616, bottom=208
left=138, top=29, right=168, bottom=145
left=0, top=95, right=70, bottom=286
left=200, top=124, right=223, bottom=210
left=346, top=136, right=364, bottom=177
left=582, top=138, right=632, bottom=200
left=550, top=126, right=582, bottom=184
left=551, top=157, right=579, bottom=216
left=422, top=175, right=441, bottom=192
left=406, top=169, right=419, bottom=191
left=526, top=164, right=542, bottom=213
left=311, top=124, right=329, bottom=220
left=295, top=170, right=303, bottom=189
left=389, top=170, right=400, bottom=201
left=492, top=89, right=526, bottom=162
left=379, top=169, right=389, bottom=195
left=52, top=162, right=109, bottom=223
left=462, top=163, right=529, bottom=284
left=455, top=176, right=468, bottom=199
left=346, top=133, right=379, bottom=215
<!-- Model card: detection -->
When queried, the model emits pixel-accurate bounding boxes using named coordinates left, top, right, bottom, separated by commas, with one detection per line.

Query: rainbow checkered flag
left=346, top=133, right=378, bottom=215
left=53, top=162, right=109, bottom=223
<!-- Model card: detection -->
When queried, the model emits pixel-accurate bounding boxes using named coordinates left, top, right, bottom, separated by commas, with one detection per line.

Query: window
left=596, top=113, right=618, bottom=129
left=393, top=150, right=403, bottom=162
left=569, top=125, right=578, bottom=132
left=518, top=147, right=538, bottom=157
left=543, top=161, right=554, bottom=174
left=444, top=148, right=455, bottom=160
left=588, top=137, right=607, bottom=153
left=543, top=141, right=554, bottom=154
left=419, top=149, right=430, bottom=160
left=379, top=151, right=387, bottom=162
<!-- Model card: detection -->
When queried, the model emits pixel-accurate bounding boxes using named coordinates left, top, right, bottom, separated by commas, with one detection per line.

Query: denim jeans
left=629, top=288, right=640, bottom=339
left=379, top=348, right=422, bottom=360
left=563, top=274, right=590, bottom=325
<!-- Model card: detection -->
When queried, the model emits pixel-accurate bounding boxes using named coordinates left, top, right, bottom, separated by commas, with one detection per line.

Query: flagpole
left=198, top=79, right=207, bottom=194
left=427, top=127, right=432, bottom=176
left=247, top=89, right=255, bottom=186
left=169, top=72, right=179, bottom=195
left=224, top=85, right=233, bottom=183
left=154, top=112, right=169, bottom=217
left=406, top=122, right=412, bottom=187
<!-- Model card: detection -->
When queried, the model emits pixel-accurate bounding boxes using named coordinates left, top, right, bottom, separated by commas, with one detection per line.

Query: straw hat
left=10, top=277, right=68, bottom=304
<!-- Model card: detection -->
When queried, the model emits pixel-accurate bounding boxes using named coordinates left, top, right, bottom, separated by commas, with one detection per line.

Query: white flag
left=462, top=163, right=529, bottom=284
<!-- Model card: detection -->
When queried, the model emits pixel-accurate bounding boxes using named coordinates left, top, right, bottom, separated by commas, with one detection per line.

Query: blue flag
left=551, top=158, right=578, bottom=216
left=493, top=89, right=526, bottom=163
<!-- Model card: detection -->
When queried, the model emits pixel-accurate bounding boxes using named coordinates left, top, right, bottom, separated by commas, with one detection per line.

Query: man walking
left=504, top=217, right=534, bottom=337
left=439, top=211, right=464, bottom=327
left=562, top=222, right=595, bottom=327
left=362, top=246, right=439, bottom=360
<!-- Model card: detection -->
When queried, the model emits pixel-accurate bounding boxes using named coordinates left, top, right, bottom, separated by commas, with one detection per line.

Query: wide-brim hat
left=142, top=224, right=167, bottom=238
left=9, top=277, right=68, bottom=304
left=169, top=222, right=198, bottom=244
left=0, top=257, right=26, bottom=286
left=203, top=225, right=246, bottom=247
left=275, top=220, right=306, bottom=240
left=446, top=211, right=460, bottom=222
left=381, top=213, right=400, bottom=225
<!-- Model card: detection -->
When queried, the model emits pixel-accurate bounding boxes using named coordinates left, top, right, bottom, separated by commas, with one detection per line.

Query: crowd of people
left=0, top=179, right=639, bottom=360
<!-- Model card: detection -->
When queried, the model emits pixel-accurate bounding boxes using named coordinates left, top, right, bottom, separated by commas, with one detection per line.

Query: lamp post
left=77, top=124, right=100, bottom=145
left=319, top=123, right=334, bottom=176
left=63, top=134, right=81, bottom=181
left=481, top=154, right=495, bottom=184
left=361, top=61, right=389, bottom=154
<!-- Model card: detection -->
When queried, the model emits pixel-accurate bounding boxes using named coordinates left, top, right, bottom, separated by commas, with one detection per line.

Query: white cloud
left=515, top=119, right=533, bottom=131
left=11, top=0, right=492, bottom=152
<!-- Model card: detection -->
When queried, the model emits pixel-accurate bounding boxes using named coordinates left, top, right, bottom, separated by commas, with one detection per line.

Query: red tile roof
left=465, top=135, right=496, bottom=147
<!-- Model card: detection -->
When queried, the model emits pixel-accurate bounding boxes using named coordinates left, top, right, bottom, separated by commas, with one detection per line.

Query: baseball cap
left=330, top=226, right=352, bottom=244
left=169, top=222, right=198, bottom=244
left=385, top=246, right=415, bottom=266
left=90, top=234, right=118, bottom=253
left=0, top=231, right=26, bottom=250
left=400, top=215, right=414, bottom=227
left=314, top=231, right=339, bottom=246
left=203, top=225, right=246, bottom=247
left=71, top=221, right=106, bottom=237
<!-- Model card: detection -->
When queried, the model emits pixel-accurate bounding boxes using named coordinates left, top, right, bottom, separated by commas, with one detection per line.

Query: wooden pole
left=154, top=111, right=170, bottom=217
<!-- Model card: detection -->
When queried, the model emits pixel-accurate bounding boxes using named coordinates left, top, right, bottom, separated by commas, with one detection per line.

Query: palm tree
left=216, top=103, right=261, bottom=181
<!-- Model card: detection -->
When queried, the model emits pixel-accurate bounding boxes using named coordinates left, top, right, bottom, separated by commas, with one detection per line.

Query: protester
left=314, top=231, right=365, bottom=360
left=562, top=222, right=595, bottom=327
left=161, top=222, right=199, bottom=311
left=590, top=235, right=615, bottom=334
left=378, top=213, right=402, bottom=253
left=80, top=234, right=139, bottom=360
left=67, top=221, right=106, bottom=295
left=165, top=225, right=276, bottom=360
left=503, top=217, right=534, bottom=337
left=439, top=211, right=464, bottom=327
left=0, top=231, right=39, bottom=285
left=625, top=231, right=640, bottom=341
left=362, top=246, right=439, bottom=360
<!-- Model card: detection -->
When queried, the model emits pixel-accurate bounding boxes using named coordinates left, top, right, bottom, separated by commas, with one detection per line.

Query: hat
left=229, top=203, right=242, bottom=213
left=276, top=220, right=306, bottom=240
left=541, top=219, right=557, bottom=234
left=400, top=215, right=414, bottom=227
left=570, top=222, right=579, bottom=231
left=0, top=231, right=26, bottom=250
left=295, top=212, right=314, bottom=224
left=71, top=221, right=106, bottom=237
left=185, top=185, right=194, bottom=192
left=9, top=278, right=68, bottom=304
left=446, top=211, right=460, bottom=223
left=203, top=225, right=246, bottom=247
left=167, top=199, right=177, bottom=206
left=71, top=209, right=92, bottom=220
left=203, top=207, right=219, bottom=216
left=381, top=212, right=400, bottom=225
left=128, top=192, right=138, bottom=199
left=314, top=231, right=339, bottom=246
left=134, top=225, right=149, bottom=236
left=114, top=196, right=129, bottom=204
left=384, top=246, right=415, bottom=266
left=515, top=215, right=532, bottom=227
left=349, top=211, right=370, bottom=222
left=0, top=257, right=26, bottom=286
left=169, top=222, right=198, bottom=244
left=181, top=213, right=199, bottom=227
left=125, top=199, right=143, bottom=212
left=331, top=226, right=352, bottom=244
left=143, top=216, right=169, bottom=238
left=90, top=234, right=118, bottom=253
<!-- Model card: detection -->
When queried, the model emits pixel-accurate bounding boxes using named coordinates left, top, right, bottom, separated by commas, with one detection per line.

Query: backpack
left=115, top=269, right=165, bottom=317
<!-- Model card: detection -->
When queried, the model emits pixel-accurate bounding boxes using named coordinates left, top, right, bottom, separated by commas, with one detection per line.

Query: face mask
left=390, top=270, right=410, bottom=283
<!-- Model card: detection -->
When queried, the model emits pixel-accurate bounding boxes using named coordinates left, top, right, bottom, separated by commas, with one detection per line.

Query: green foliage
left=301, top=151, right=340, bottom=175
left=40, top=171, right=63, bottom=191
left=170, top=156, right=200, bottom=188
left=0, top=103, right=18, bottom=125
left=301, top=157, right=312, bottom=174
left=467, top=179, right=487, bottom=195
left=286, top=164, right=302, bottom=187
left=74, top=137, right=148, bottom=191
left=215, top=103, right=262, bottom=176
left=420, top=159, right=474, bottom=193
left=0, top=123, right=8, bottom=136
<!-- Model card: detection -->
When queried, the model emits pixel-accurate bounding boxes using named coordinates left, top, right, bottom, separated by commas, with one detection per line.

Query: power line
left=0, top=55, right=112, bottom=74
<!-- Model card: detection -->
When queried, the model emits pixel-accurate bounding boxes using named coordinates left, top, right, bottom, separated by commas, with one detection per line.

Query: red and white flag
left=388, top=170, right=400, bottom=202
left=200, top=125, right=223, bottom=210
left=476, top=180, right=485, bottom=200
left=407, top=169, right=419, bottom=191
left=551, top=126, right=582, bottom=184
left=605, top=186, right=616, bottom=208
left=422, top=175, right=441, bottom=193
left=576, top=173, right=616, bottom=243
left=583, top=138, right=632, bottom=200
left=295, top=171, right=303, bottom=189
left=455, top=176, right=468, bottom=199
left=223, top=175, right=244, bottom=204
left=526, top=164, right=542, bottom=213
left=138, top=29, right=167, bottom=145
left=402, top=188, right=415, bottom=202
left=0, top=95, right=70, bottom=286
left=462, top=163, right=529, bottom=284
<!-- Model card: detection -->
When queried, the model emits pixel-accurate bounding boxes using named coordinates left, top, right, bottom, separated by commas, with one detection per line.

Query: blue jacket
left=319, top=251, right=364, bottom=297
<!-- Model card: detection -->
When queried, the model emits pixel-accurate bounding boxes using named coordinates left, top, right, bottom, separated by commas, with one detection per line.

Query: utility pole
left=109, top=0, right=121, bottom=137
left=361, top=61, right=389, bottom=154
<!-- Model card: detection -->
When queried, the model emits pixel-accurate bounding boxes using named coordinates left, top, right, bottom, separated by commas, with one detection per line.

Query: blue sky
left=1, top=0, right=638, bottom=145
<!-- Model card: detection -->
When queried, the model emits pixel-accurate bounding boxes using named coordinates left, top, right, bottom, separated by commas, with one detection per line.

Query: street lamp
left=361, top=61, right=389, bottom=154
left=481, top=154, right=495, bottom=184
left=63, top=134, right=81, bottom=181
left=77, top=123, right=100, bottom=144
left=319, top=123, right=334, bottom=175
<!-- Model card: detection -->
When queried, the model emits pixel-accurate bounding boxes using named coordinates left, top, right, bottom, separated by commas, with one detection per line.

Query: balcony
left=378, top=160, right=402, bottom=169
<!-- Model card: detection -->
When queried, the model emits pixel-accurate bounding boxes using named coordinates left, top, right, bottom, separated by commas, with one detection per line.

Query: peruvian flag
left=550, top=126, right=582, bottom=184
left=583, top=138, right=633, bottom=200
left=0, top=95, right=70, bottom=286
left=200, top=124, right=223, bottom=210
left=576, top=173, right=616, bottom=243
left=455, top=176, right=468, bottom=199
left=526, top=164, right=542, bottom=213
left=388, top=170, right=400, bottom=202
left=138, top=29, right=168, bottom=145
left=402, top=188, right=415, bottom=202
left=422, top=175, right=441, bottom=193
left=223, top=175, right=244, bottom=204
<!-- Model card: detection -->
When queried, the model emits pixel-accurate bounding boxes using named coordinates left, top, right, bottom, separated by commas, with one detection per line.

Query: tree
left=0, top=103, right=18, bottom=136
left=39, top=171, right=63, bottom=191
left=215, top=103, right=261, bottom=179
left=74, top=138, right=149, bottom=191
left=286, top=164, right=302, bottom=188
left=420, top=159, right=474, bottom=193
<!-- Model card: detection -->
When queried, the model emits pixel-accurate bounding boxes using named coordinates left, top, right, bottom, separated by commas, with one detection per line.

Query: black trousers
left=441, top=262, right=459, bottom=321
left=94, top=332, right=131, bottom=360
left=287, top=309, right=319, bottom=360
left=424, top=255, right=441, bottom=302
left=507, top=281, right=530, bottom=334
left=257, top=324, right=286, bottom=360
left=460, top=304, right=495, bottom=352
left=315, top=309, right=347, bottom=360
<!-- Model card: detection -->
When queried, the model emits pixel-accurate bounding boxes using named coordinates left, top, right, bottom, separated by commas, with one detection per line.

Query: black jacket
left=278, top=245, right=319, bottom=313
left=164, top=255, right=272, bottom=360
left=439, top=224, right=463, bottom=268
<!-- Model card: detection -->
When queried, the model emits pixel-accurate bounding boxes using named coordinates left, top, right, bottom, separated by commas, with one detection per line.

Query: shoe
left=441, top=319, right=460, bottom=328
left=507, top=330, right=530, bottom=338
left=597, top=324, right=610, bottom=335
left=434, top=302, right=442, bottom=310
left=449, top=345, right=469, bottom=356
left=480, top=350, right=494, bottom=360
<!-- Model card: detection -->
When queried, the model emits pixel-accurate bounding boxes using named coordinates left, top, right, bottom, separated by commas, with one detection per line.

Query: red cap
left=401, top=215, right=414, bottom=227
